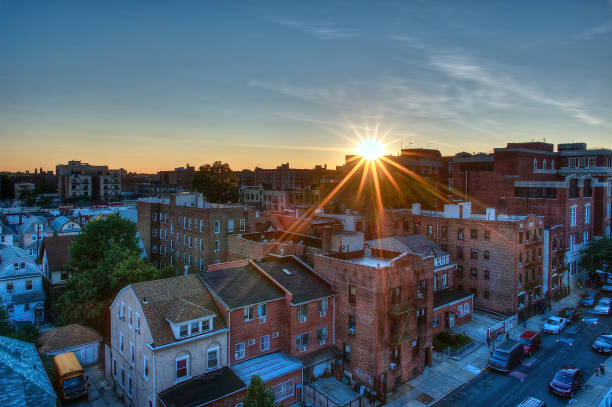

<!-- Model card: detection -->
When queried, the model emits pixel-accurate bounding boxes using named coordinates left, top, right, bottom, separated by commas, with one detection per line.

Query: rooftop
left=158, top=366, right=246, bottom=407
left=254, top=256, right=335, bottom=305
left=198, top=263, right=284, bottom=310
left=434, top=288, right=474, bottom=309
left=41, top=235, right=76, bottom=271
left=231, top=351, right=302, bottom=386
left=0, top=336, right=57, bottom=407
left=38, top=323, right=103, bottom=354
left=130, top=275, right=225, bottom=347
left=367, top=235, right=448, bottom=259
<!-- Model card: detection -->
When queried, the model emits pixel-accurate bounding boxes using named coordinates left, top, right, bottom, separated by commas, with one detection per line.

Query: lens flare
left=356, top=139, right=385, bottom=160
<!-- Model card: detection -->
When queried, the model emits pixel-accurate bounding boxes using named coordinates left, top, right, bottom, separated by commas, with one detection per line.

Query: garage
left=37, top=324, right=103, bottom=366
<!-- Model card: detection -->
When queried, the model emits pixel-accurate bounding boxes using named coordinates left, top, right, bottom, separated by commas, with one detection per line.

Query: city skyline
left=2, top=0, right=611, bottom=173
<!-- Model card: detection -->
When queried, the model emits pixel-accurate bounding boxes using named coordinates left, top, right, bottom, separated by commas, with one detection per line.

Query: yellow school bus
left=53, top=352, right=88, bottom=401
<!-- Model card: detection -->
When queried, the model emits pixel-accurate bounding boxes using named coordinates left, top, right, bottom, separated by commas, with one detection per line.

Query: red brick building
left=382, top=202, right=545, bottom=318
left=450, top=142, right=612, bottom=284
left=137, top=193, right=257, bottom=273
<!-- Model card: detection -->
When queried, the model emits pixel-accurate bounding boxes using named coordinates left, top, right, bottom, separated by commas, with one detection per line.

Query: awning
left=299, top=346, right=341, bottom=368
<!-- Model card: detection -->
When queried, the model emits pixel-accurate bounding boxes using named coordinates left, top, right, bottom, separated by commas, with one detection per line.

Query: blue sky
left=1, top=0, right=611, bottom=172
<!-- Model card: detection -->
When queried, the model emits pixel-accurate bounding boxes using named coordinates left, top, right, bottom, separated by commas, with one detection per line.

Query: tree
left=243, top=375, right=276, bottom=407
left=581, top=238, right=612, bottom=276
left=0, top=306, right=39, bottom=343
left=55, top=215, right=171, bottom=336
left=192, top=161, right=239, bottom=203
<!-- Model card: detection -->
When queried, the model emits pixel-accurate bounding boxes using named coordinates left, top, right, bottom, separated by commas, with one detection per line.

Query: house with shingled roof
left=40, top=235, right=76, bottom=287
left=0, top=335, right=57, bottom=407
left=108, top=274, right=228, bottom=407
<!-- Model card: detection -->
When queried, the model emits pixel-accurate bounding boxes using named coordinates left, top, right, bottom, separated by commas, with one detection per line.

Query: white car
left=594, top=298, right=612, bottom=315
left=543, top=316, right=567, bottom=334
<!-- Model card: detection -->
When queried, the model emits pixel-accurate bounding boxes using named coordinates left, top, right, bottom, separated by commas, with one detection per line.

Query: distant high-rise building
left=56, top=160, right=121, bottom=201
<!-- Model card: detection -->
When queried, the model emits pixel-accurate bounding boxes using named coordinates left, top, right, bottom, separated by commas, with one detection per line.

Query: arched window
left=533, top=158, right=538, bottom=172
left=551, top=160, right=555, bottom=170
left=542, top=159, right=546, bottom=170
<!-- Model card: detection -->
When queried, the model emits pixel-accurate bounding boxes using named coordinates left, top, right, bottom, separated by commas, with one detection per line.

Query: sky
left=1, top=0, right=611, bottom=173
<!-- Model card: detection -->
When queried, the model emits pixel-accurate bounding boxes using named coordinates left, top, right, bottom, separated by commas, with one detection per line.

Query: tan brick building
left=137, top=193, right=257, bottom=273
left=382, top=202, right=544, bottom=318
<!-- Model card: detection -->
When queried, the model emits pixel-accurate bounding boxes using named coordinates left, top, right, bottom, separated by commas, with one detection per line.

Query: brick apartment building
left=137, top=193, right=257, bottom=273
left=313, top=246, right=436, bottom=398
left=158, top=165, right=195, bottom=192
left=382, top=202, right=545, bottom=318
left=450, top=142, right=612, bottom=282
left=56, top=160, right=122, bottom=201
left=158, top=255, right=337, bottom=407
left=239, top=185, right=321, bottom=211
left=236, top=163, right=315, bottom=189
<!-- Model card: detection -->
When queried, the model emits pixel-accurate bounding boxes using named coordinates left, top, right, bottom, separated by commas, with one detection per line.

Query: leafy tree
left=581, top=238, right=612, bottom=275
left=243, top=374, right=277, bottom=407
left=18, top=187, right=39, bottom=206
left=192, top=161, right=239, bottom=203
left=55, top=216, right=171, bottom=336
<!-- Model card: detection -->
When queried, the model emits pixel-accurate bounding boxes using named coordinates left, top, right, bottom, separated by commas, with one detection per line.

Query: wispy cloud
left=574, top=20, right=612, bottom=40
left=267, top=17, right=357, bottom=39
left=429, top=52, right=604, bottom=125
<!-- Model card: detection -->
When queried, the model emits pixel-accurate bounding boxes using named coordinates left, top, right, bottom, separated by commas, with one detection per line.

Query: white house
left=0, top=245, right=46, bottom=325
left=50, top=216, right=82, bottom=236
left=0, top=221, right=13, bottom=246
left=16, top=216, right=53, bottom=259
left=40, top=235, right=76, bottom=287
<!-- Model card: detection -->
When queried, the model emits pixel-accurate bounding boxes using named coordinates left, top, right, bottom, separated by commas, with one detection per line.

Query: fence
left=303, top=384, right=365, bottom=407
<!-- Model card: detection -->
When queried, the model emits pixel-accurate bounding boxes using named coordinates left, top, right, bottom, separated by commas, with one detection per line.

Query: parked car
left=487, top=340, right=524, bottom=373
left=543, top=316, right=567, bottom=334
left=517, top=397, right=546, bottom=407
left=593, top=298, right=612, bottom=315
left=558, top=308, right=582, bottom=324
left=580, top=290, right=598, bottom=307
left=519, top=331, right=542, bottom=356
left=592, top=334, right=612, bottom=354
left=549, top=367, right=583, bottom=397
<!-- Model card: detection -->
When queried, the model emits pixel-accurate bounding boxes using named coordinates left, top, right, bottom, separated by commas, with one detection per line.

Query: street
left=435, top=302, right=612, bottom=407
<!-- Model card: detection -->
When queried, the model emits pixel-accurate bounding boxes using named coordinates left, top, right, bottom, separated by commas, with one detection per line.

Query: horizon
left=2, top=1, right=611, bottom=172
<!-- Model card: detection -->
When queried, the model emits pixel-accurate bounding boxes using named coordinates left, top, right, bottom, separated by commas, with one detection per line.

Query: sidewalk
left=570, top=354, right=612, bottom=406
left=386, top=288, right=586, bottom=406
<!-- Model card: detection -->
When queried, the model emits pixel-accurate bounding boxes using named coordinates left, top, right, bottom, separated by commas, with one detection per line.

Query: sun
left=356, top=138, right=385, bottom=160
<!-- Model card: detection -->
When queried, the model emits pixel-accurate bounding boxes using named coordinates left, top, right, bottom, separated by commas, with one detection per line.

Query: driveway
left=69, top=363, right=124, bottom=407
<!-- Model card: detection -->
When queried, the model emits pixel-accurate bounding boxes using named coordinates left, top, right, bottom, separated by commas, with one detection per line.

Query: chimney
left=321, top=226, right=333, bottom=255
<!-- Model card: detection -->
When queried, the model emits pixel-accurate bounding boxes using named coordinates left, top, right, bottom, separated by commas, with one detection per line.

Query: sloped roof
left=0, top=336, right=57, bottom=407
left=0, top=221, right=13, bottom=235
left=130, top=275, right=225, bottom=347
left=0, top=246, right=40, bottom=279
left=255, top=256, right=335, bottom=304
left=38, top=323, right=103, bottom=354
left=41, top=235, right=76, bottom=271
left=50, top=216, right=80, bottom=232
left=198, top=263, right=284, bottom=310
left=17, top=216, right=53, bottom=234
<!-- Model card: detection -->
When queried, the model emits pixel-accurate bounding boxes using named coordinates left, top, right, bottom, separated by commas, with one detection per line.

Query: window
left=143, top=356, right=149, bottom=380
left=136, top=313, right=141, bottom=333
left=179, top=324, right=188, bottom=337
left=207, top=347, right=219, bottom=370
left=484, top=230, right=490, bottom=240
left=120, top=366, right=125, bottom=388
left=470, top=249, right=478, bottom=259
left=235, top=342, right=245, bottom=360
left=6, top=304, right=13, bottom=314
left=60, top=270, right=69, bottom=281
left=470, top=229, right=478, bottom=239
left=441, top=226, right=448, bottom=239
left=585, top=204, right=591, bottom=224
left=317, top=326, right=328, bottom=343
left=260, top=335, right=270, bottom=352
left=214, top=240, right=220, bottom=253
left=297, top=303, right=309, bottom=320
left=484, top=270, right=490, bottom=280
left=257, top=303, right=267, bottom=321
left=433, top=315, right=441, bottom=328
left=318, top=298, right=328, bottom=316
left=427, top=225, right=433, bottom=236
left=130, top=342, right=135, bottom=364
left=348, top=284, right=356, bottom=304
left=349, top=315, right=356, bottom=332
left=484, top=250, right=490, bottom=259
left=228, top=219, right=234, bottom=233
left=176, top=356, right=189, bottom=380
left=457, top=247, right=463, bottom=259
left=112, top=358, right=117, bottom=377
left=25, top=280, right=32, bottom=290
left=519, top=232, right=523, bottom=244
left=583, top=231, right=589, bottom=245
left=463, top=303, right=470, bottom=316
left=457, top=228, right=464, bottom=240
left=6, top=282, right=13, bottom=294
left=244, top=306, right=254, bottom=321
left=569, top=234, right=576, bottom=252
left=296, top=333, right=310, bottom=351
left=199, top=219, right=203, bottom=232
left=456, top=265, right=464, bottom=278
left=272, top=379, right=294, bottom=402
left=119, top=332, right=124, bottom=353
left=152, top=213, right=157, bottom=221
left=343, top=343, right=351, bottom=362
left=470, top=268, right=478, bottom=280
left=128, top=308, right=133, bottom=328
left=214, top=221, right=221, bottom=234
left=191, top=321, right=200, bottom=334
left=188, top=218, right=192, bottom=230
left=240, top=219, right=246, bottom=231
left=416, top=308, right=426, bottom=327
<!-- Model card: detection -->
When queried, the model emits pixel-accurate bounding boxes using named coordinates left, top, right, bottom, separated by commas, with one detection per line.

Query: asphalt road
left=435, top=301, right=612, bottom=407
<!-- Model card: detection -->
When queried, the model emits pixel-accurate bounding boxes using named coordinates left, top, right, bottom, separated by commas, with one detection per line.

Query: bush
left=433, top=332, right=473, bottom=350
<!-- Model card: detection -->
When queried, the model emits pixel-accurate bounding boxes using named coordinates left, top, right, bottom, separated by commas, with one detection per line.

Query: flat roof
left=231, top=351, right=302, bottom=386
left=347, top=256, right=392, bottom=268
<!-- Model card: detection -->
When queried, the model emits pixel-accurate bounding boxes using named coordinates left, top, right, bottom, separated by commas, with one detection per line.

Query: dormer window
left=173, top=317, right=213, bottom=340
left=179, top=325, right=188, bottom=338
